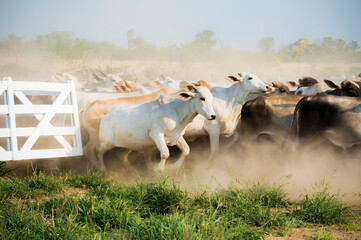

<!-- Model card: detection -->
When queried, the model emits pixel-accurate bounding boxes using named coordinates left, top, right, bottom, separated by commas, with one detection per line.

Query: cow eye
left=200, top=97, right=205, bottom=101
left=248, top=77, right=253, bottom=80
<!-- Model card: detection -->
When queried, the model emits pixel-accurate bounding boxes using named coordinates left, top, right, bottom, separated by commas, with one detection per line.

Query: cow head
left=298, top=77, right=318, bottom=87
left=286, top=81, right=298, bottom=88
left=225, top=72, right=273, bottom=93
left=178, top=85, right=216, bottom=121
left=272, top=81, right=291, bottom=94
left=340, top=80, right=361, bottom=97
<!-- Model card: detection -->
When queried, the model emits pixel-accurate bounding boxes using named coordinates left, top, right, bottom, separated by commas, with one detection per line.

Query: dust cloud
left=184, top=140, right=361, bottom=204
left=1, top=55, right=360, bottom=204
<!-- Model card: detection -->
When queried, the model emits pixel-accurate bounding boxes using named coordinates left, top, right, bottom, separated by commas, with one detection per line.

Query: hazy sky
left=0, top=0, right=360, bottom=51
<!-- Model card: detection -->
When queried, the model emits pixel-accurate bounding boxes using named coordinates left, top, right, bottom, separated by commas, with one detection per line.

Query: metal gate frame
left=0, top=77, right=83, bottom=161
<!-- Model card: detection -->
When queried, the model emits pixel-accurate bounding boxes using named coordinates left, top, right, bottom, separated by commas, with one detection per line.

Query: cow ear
left=181, top=84, right=196, bottom=92
left=114, top=85, right=130, bottom=92
left=92, top=73, right=105, bottom=82
left=177, top=92, right=196, bottom=100
left=324, top=80, right=339, bottom=89
left=286, top=81, right=297, bottom=88
left=195, top=80, right=212, bottom=90
left=224, top=76, right=239, bottom=82
left=149, top=80, right=162, bottom=87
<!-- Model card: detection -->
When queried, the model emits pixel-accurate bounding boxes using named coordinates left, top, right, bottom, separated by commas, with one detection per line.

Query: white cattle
left=294, top=82, right=334, bottom=95
left=183, top=72, right=273, bottom=160
left=148, top=76, right=191, bottom=90
left=76, top=90, right=145, bottom=109
left=95, top=85, right=216, bottom=173
left=80, top=87, right=181, bottom=161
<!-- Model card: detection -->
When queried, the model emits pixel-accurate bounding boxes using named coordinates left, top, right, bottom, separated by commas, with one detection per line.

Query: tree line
left=0, top=30, right=360, bottom=63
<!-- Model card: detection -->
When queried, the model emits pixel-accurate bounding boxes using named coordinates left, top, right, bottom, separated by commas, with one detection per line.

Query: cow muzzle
left=209, top=115, right=216, bottom=120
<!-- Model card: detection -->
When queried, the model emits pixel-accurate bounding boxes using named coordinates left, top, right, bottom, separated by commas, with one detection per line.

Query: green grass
left=0, top=161, right=12, bottom=177
left=313, top=230, right=336, bottom=240
left=292, top=180, right=350, bottom=224
left=0, top=173, right=358, bottom=239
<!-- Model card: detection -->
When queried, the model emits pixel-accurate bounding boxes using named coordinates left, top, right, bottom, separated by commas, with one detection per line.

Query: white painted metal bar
left=12, top=81, right=68, bottom=92
left=69, top=80, right=83, bottom=151
left=12, top=105, right=73, bottom=114
left=5, top=78, right=19, bottom=160
left=0, top=151, right=12, bottom=160
left=0, top=127, right=76, bottom=137
left=0, top=105, right=9, bottom=114
left=10, top=149, right=80, bottom=161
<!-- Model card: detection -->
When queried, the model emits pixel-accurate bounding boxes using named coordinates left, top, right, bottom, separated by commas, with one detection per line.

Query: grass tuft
left=0, top=161, right=12, bottom=177
left=292, top=180, right=350, bottom=224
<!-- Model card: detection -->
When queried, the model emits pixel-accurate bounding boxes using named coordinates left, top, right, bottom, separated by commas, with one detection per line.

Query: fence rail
left=0, top=77, right=83, bottom=161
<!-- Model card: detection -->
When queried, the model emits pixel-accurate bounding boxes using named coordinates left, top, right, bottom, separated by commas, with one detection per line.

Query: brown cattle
left=271, top=81, right=292, bottom=94
left=322, top=79, right=361, bottom=97
left=240, top=94, right=306, bottom=143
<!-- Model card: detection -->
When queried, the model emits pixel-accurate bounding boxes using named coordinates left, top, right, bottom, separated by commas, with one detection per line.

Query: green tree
left=127, top=29, right=147, bottom=49
left=258, top=37, right=275, bottom=53
left=346, top=40, right=359, bottom=53
left=287, top=38, right=314, bottom=61
left=192, top=30, right=216, bottom=49
left=1, top=33, right=23, bottom=61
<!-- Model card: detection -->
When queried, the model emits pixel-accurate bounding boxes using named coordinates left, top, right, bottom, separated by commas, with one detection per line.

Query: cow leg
left=96, top=143, right=113, bottom=174
left=143, top=147, right=157, bottom=171
left=114, top=148, right=138, bottom=173
left=205, top=124, right=221, bottom=162
left=84, top=140, right=98, bottom=169
left=223, top=132, right=239, bottom=151
left=172, top=137, right=190, bottom=169
left=150, top=132, right=169, bottom=171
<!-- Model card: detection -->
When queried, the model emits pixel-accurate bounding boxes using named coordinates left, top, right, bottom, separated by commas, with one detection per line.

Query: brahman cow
left=240, top=79, right=361, bottom=145
left=240, top=94, right=306, bottom=144
left=80, top=87, right=181, bottom=162
left=95, top=85, right=216, bottom=172
left=293, top=94, right=361, bottom=149
left=182, top=72, right=273, bottom=160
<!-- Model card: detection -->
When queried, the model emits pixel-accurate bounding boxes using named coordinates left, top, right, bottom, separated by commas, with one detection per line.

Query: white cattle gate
left=0, top=77, right=83, bottom=161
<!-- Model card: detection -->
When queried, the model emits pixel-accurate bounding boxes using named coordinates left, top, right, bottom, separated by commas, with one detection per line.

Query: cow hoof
left=154, top=164, right=165, bottom=172
left=170, top=162, right=183, bottom=169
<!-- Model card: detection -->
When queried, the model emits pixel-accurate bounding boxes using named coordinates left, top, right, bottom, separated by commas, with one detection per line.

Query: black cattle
left=292, top=94, right=361, bottom=148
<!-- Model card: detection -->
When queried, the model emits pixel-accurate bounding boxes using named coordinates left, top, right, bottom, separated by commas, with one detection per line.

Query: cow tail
left=281, top=96, right=310, bottom=148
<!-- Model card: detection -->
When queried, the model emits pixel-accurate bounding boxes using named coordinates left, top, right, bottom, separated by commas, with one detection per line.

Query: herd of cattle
left=54, top=69, right=361, bottom=173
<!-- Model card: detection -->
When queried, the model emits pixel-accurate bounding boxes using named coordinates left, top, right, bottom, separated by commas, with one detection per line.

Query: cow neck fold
left=171, top=98, right=199, bottom=133
left=227, top=82, right=250, bottom=107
